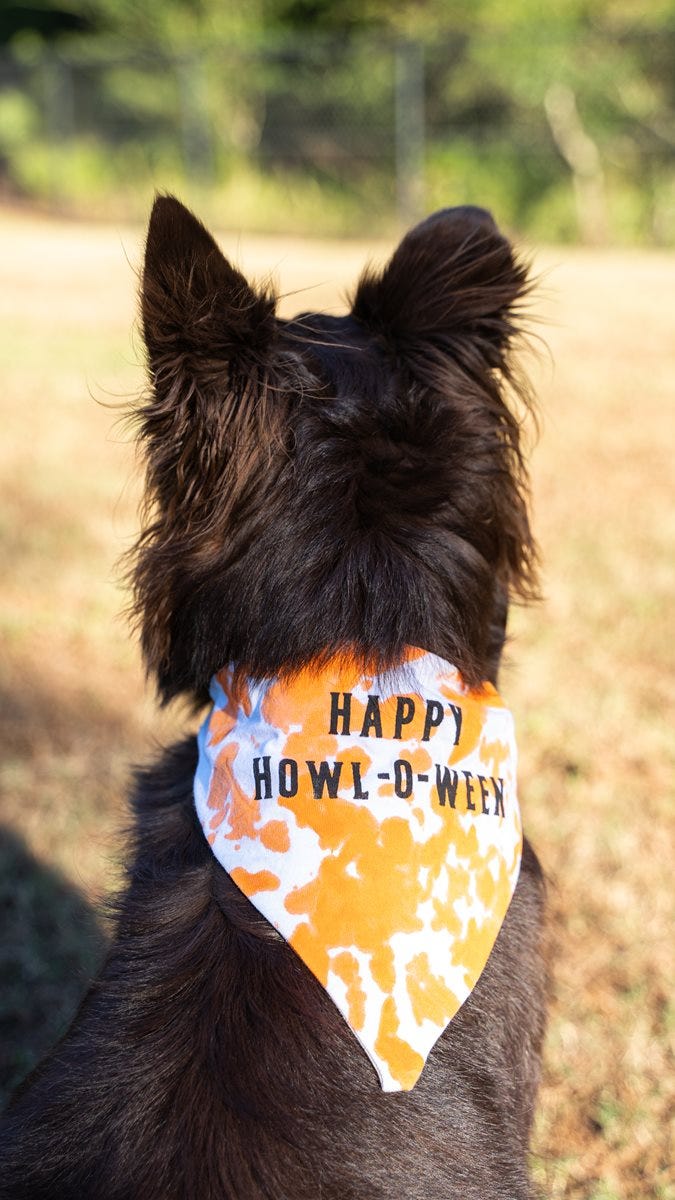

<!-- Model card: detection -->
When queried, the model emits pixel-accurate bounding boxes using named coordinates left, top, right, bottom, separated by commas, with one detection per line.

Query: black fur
left=0, top=197, right=546, bottom=1198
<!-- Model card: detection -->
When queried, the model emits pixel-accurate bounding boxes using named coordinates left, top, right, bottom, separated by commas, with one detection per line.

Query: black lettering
left=329, top=691, right=351, bottom=735
left=253, top=755, right=272, bottom=801
left=351, top=761, right=369, bottom=799
left=393, top=696, right=415, bottom=739
left=278, top=757, right=298, bottom=798
left=492, top=777, right=505, bottom=817
left=477, top=775, right=491, bottom=815
left=394, top=759, right=413, bottom=799
left=360, top=694, right=383, bottom=738
left=307, top=759, right=343, bottom=799
left=449, top=703, right=463, bottom=746
left=463, top=770, right=476, bottom=810
left=422, top=700, right=444, bottom=741
left=435, top=765, right=459, bottom=807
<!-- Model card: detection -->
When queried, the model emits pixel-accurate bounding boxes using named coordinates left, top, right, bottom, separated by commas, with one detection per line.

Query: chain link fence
left=0, top=29, right=673, bottom=240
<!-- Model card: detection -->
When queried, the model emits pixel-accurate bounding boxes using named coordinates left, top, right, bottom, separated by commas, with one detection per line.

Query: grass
left=0, top=209, right=673, bottom=1197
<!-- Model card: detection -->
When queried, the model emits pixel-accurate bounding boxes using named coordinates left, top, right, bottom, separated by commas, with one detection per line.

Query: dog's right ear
left=351, top=205, right=529, bottom=383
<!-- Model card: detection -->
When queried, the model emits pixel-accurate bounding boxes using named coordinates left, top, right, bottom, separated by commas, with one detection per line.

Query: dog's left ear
left=134, top=196, right=283, bottom=692
left=142, top=193, right=276, bottom=384
left=139, top=195, right=281, bottom=518
left=351, top=205, right=529, bottom=381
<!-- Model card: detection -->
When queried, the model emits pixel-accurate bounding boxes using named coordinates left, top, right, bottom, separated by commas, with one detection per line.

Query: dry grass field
left=1, top=209, right=673, bottom=1198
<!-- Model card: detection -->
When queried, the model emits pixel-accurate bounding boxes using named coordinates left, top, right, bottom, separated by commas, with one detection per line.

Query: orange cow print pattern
left=194, top=647, right=522, bottom=1091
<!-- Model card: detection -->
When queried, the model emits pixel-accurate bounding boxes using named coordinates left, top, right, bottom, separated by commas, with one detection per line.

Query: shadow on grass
left=0, top=826, right=108, bottom=1110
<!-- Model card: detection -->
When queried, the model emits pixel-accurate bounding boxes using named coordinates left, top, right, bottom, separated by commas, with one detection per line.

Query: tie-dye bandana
left=194, top=647, right=522, bottom=1092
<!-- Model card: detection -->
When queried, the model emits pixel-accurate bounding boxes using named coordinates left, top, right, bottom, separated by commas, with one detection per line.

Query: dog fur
left=0, top=198, right=547, bottom=1199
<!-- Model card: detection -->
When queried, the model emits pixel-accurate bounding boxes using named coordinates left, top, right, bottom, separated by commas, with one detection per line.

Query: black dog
left=0, top=198, right=546, bottom=1198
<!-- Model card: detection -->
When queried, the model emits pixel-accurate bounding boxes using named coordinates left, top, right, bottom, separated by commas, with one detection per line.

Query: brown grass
left=0, top=211, right=673, bottom=1198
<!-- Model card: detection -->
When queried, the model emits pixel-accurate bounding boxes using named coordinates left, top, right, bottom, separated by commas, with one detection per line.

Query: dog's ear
left=138, top=193, right=281, bottom=521
left=351, top=206, right=529, bottom=381
left=134, top=196, right=283, bottom=692
left=354, top=206, right=537, bottom=623
left=142, top=193, right=275, bottom=381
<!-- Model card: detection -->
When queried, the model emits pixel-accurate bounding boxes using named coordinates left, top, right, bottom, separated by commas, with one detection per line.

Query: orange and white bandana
left=194, top=647, right=522, bottom=1092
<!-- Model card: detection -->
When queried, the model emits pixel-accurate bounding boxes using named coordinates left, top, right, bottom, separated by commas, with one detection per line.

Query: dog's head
left=134, top=196, right=536, bottom=704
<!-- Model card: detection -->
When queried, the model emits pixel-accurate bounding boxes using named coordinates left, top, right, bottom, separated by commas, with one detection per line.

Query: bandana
left=194, top=647, right=522, bottom=1092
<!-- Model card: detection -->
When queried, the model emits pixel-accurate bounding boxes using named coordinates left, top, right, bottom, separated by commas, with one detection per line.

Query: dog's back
left=0, top=199, right=546, bottom=1199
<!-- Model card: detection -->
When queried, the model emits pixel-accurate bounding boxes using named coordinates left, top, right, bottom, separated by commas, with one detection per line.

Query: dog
left=0, top=197, right=547, bottom=1198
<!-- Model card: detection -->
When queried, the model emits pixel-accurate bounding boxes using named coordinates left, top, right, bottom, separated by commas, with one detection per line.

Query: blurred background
left=1, top=0, right=675, bottom=239
left=1, top=2, right=673, bottom=1198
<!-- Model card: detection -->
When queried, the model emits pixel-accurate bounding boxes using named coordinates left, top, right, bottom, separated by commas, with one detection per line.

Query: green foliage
left=0, top=0, right=673, bottom=241
left=0, top=89, right=39, bottom=153
left=426, top=140, right=563, bottom=235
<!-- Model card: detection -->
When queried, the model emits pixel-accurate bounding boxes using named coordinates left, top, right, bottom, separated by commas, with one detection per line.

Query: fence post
left=41, top=52, right=74, bottom=141
left=39, top=51, right=74, bottom=205
left=395, top=39, right=425, bottom=227
left=177, top=55, right=215, bottom=182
